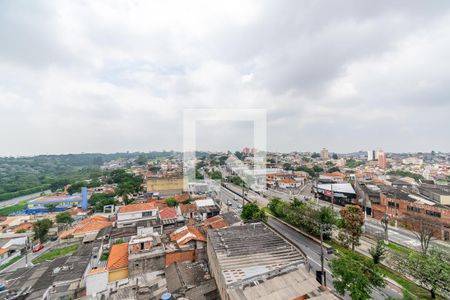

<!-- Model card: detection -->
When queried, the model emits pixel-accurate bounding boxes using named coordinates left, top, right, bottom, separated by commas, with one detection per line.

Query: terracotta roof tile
left=202, top=215, right=228, bottom=230
left=88, top=267, right=107, bottom=275
left=159, top=207, right=177, bottom=219
left=180, top=204, right=197, bottom=214
left=170, top=226, right=206, bottom=245
left=14, top=222, right=33, bottom=232
left=107, top=243, right=129, bottom=271
left=118, top=202, right=157, bottom=213
left=60, top=216, right=112, bottom=239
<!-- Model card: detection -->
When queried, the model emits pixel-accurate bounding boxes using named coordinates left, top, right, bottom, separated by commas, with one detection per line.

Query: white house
left=116, top=202, right=158, bottom=228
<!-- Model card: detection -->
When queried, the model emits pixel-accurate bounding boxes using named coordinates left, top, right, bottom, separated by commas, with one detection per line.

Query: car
left=32, top=244, right=44, bottom=253
left=50, top=236, right=58, bottom=241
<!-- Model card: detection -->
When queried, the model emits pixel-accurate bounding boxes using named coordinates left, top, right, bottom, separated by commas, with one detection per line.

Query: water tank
left=161, top=292, right=172, bottom=300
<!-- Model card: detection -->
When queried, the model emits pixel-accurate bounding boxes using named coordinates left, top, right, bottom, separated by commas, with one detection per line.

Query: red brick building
left=372, top=191, right=450, bottom=240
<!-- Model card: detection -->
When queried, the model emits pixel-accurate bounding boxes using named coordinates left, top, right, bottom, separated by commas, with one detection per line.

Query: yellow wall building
left=146, top=177, right=184, bottom=195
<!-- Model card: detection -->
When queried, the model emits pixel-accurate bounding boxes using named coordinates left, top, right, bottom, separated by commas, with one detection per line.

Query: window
left=388, top=201, right=399, bottom=209
left=426, top=210, right=441, bottom=218
left=142, top=211, right=153, bottom=217
left=407, top=206, right=421, bottom=213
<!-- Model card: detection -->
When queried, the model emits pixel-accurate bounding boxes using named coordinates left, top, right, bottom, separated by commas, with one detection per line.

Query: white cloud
left=0, top=0, right=449, bottom=155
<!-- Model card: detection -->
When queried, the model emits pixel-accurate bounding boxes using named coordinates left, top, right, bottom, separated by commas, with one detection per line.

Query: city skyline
left=1, top=1, right=450, bottom=155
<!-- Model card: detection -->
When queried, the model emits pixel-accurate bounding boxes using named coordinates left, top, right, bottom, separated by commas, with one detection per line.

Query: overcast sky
left=1, top=1, right=450, bottom=156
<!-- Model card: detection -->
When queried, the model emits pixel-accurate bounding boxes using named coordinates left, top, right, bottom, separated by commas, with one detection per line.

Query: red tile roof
left=322, top=172, right=345, bottom=177
left=180, top=204, right=197, bottom=214
left=88, top=267, right=107, bottom=275
left=202, top=215, right=228, bottom=230
left=60, top=216, right=112, bottom=239
left=170, top=226, right=206, bottom=245
left=279, top=178, right=296, bottom=184
left=14, top=222, right=33, bottom=233
left=173, top=193, right=190, bottom=202
left=118, top=202, right=157, bottom=213
left=159, top=207, right=177, bottom=220
left=107, top=243, right=129, bottom=271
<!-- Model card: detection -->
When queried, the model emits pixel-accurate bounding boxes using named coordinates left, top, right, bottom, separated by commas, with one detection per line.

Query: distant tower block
left=82, top=187, right=88, bottom=210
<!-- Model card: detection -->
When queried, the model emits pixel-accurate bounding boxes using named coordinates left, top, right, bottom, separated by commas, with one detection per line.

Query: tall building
left=367, top=150, right=375, bottom=161
left=378, top=150, right=387, bottom=169
left=320, top=147, right=329, bottom=160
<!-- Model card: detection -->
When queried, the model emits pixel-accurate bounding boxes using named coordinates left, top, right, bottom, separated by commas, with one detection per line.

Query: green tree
left=56, top=211, right=74, bottom=224
left=332, top=153, right=338, bottom=159
left=291, top=197, right=303, bottom=209
left=45, top=203, right=57, bottom=212
left=50, top=179, right=70, bottom=192
left=338, top=205, right=365, bottom=250
left=311, top=152, right=320, bottom=158
left=346, top=159, right=362, bottom=169
left=33, top=218, right=53, bottom=243
left=398, top=247, right=450, bottom=299
left=89, top=193, right=116, bottom=212
left=135, top=154, right=148, bottom=165
left=330, top=252, right=385, bottom=300
left=328, top=166, right=340, bottom=173
left=165, top=198, right=178, bottom=207
left=210, top=170, right=223, bottom=180
left=67, top=181, right=86, bottom=195
left=282, top=163, right=292, bottom=170
left=312, top=165, right=324, bottom=173
left=369, top=239, right=387, bottom=264
left=241, top=203, right=267, bottom=222
left=295, top=166, right=316, bottom=177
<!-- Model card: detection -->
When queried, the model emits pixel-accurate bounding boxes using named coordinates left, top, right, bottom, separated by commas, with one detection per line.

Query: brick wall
left=165, top=250, right=195, bottom=266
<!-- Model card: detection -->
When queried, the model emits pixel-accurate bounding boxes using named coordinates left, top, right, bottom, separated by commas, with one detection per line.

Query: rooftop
left=208, top=223, right=305, bottom=286
left=316, top=183, right=355, bottom=194
left=107, top=243, right=129, bottom=271
left=60, top=215, right=112, bottom=239
left=170, top=226, right=206, bottom=246
left=118, top=202, right=157, bottom=213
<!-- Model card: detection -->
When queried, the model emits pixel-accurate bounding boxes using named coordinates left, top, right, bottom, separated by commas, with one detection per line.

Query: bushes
left=241, top=203, right=267, bottom=222
left=267, top=197, right=335, bottom=239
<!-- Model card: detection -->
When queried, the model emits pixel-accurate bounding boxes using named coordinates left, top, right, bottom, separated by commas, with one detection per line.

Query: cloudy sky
left=1, top=0, right=449, bottom=156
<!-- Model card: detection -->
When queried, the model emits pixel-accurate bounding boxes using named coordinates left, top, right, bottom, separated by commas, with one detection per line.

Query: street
left=218, top=183, right=401, bottom=299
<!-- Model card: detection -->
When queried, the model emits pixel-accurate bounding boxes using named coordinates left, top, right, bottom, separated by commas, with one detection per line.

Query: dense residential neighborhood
left=1, top=1, right=450, bottom=299
left=0, top=150, right=448, bottom=299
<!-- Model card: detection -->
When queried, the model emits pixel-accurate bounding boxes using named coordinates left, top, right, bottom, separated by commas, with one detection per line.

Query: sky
left=1, top=0, right=450, bottom=156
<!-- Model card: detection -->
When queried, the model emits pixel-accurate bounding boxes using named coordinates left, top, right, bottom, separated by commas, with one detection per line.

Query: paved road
left=0, top=190, right=51, bottom=209
left=1, top=240, right=58, bottom=273
left=267, top=216, right=400, bottom=299
left=255, top=182, right=450, bottom=251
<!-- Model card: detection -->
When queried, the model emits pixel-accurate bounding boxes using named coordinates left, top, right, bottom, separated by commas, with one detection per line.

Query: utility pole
left=25, top=236, right=29, bottom=267
left=382, top=211, right=389, bottom=243
left=330, top=183, right=334, bottom=212
left=320, top=223, right=327, bottom=286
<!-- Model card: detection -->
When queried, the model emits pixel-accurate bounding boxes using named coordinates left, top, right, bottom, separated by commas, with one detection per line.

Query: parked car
left=32, top=244, right=44, bottom=253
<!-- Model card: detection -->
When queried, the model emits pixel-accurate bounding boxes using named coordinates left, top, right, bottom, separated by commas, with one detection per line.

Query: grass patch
left=32, top=244, right=79, bottom=264
left=0, top=201, right=27, bottom=216
left=100, top=252, right=109, bottom=261
left=386, top=242, right=413, bottom=256
left=0, top=255, right=23, bottom=271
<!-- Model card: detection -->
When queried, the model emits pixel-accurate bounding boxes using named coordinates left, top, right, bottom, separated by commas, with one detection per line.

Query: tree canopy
left=33, top=218, right=53, bottom=243
left=330, top=251, right=385, bottom=300
left=55, top=211, right=74, bottom=224
left=241, top=203, right=267, bottom=222
left=338, top=205, right=365, bottom=250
